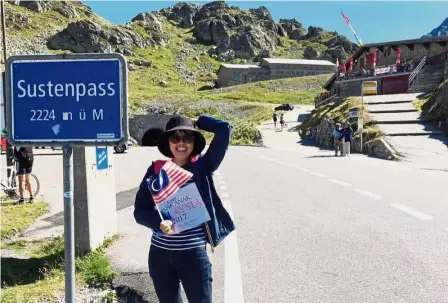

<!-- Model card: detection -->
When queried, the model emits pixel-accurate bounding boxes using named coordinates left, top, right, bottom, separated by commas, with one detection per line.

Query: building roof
left=323, top=73, right=337, bottom=89
left=220, top=63, right=261, bottom=69
left=352, top=36, right=448, bottom=60
left=261, top=58, right=336, bottom=66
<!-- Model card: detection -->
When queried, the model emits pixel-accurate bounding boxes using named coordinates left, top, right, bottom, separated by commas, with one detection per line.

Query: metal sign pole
left=63, top=147, right=75, bottom=303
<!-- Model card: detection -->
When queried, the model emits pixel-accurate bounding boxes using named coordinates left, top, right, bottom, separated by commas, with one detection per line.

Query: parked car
left=275, top=104, right=294, bottom=111
left=114, top=141, right=134, bottom=154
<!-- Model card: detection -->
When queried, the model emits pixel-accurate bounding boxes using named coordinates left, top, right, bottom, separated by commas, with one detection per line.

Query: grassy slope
left=1, top=236, right=117, bottom=303
left=1, top=201, right=48, bottom=240
left=300, top=97, right=382, bottom=143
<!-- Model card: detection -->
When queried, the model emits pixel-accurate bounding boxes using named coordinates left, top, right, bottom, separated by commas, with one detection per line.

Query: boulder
left=323, top=46, right=347, bottom=62
left=195, top=1, right=230, bottom=21
left=304, top=46, right=320, bottom=59
left=290, top=28, right=305, bottom=41
left=276, top=24, right=287, bottom=37
left=222, top=14, right=237, bottom=28
left=249, top=6, right=273, bottom=21
left=324, top=35, right=359, bottom=53
left=211, top=19, right=230, bottom=45
left=279, top=18, right=303, bottom=35
left=48, top=20, right=149, bottom=53
left=160, top=2, right=200, bottom=28
left=16, top=1, right=82, bottom=18
left=194, top=19, right=213, bottom=42
left=230, top=27, right=276, bottom=59
left=306, top=26, right=325, bottom=38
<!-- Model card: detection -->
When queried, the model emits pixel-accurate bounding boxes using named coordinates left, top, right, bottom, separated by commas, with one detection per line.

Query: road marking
left=221, top=200, right=245, bottom=303
left=390, top=204, right=433, bottom=221
left=309, top=172, right=328, bottom=178
left=329, top=179, right=352, bottom=187
left=298, top=167, right=311, bottom=172
left=219, top=185, right=227, bottom=191
left=354, top=189, right=383, bottom=200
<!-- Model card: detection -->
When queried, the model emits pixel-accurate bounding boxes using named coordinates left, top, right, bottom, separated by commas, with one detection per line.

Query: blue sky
left=84, top=1, right=448, bottom=44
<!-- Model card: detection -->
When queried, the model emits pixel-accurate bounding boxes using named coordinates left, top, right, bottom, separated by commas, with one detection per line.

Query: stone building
left=316, top=36, right=448, bottom=102
left=216, top=58, right=336, bottom=87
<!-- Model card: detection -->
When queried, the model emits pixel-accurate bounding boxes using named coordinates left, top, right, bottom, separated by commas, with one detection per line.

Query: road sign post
left=5, top=53, right=128, bottom=303
left=360, top=81, right=377, bottom=152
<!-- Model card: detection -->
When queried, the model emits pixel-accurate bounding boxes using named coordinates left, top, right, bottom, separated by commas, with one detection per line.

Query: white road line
left=219, top=185, right=227, bottom=191
left=390, top=204, right=433, bottom=221
left=354, top=189, right=384, bottom=200
left=309, top=172, right=328, bottom=178
left=298, top=167, right=311, bottom=173
left=221, top=199, right=245, bottom=303
left=329, top=179, right=352, bottom=187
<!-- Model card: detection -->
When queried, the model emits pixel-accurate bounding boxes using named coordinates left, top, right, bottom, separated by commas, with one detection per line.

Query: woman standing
left=134, top=115, right=235, bottom=303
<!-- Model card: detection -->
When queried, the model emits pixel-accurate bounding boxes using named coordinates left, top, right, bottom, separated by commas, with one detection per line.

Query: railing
left=408, top=55, right=427, bottom=86
left=315, top=88, right=338, bottom=108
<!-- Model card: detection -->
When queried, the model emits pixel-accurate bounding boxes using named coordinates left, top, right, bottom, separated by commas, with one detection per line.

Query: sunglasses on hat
left=169, top=133, right=194, bottom=144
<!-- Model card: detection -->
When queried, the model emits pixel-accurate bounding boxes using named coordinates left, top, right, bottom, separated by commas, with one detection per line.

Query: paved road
left=5, top=116, right=448, bottom=302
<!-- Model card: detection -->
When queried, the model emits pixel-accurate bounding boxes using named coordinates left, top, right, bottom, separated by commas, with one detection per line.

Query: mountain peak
left=421, top=17, right=448, bottom=38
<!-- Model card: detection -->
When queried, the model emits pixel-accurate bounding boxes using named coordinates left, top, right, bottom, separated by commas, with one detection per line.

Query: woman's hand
left=160, top=220, right=174, bottom=236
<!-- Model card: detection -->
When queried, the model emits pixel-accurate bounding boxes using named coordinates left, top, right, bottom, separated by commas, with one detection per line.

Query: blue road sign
left=5, top=54, right=128, bottom=146
left=96, top=147, right=108, bottom=170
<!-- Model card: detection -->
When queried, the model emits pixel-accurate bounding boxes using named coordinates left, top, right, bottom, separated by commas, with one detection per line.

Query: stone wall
left=427, top=80, right=448, bottom=135
left=217, top=62, right=336, bottom=87
left=316, top=116, right=397, bottom=160
left=129, top=114, right=173, bottom=145
left=366, top=43, right=448, bottom=67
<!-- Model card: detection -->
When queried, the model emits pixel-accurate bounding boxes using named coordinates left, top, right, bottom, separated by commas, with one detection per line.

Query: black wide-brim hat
left=158, top=115, right=206, bottom=158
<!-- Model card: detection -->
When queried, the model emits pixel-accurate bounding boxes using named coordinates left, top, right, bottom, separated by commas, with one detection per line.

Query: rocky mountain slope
left=3, top=1, right=345, bottom=145
left=422, top=17, right=448, bottom=38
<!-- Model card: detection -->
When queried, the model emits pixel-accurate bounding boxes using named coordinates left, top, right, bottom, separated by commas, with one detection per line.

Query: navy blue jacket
left=133, top=115, right=235, bottom=250
left=340, top=126, right=353, bottom=142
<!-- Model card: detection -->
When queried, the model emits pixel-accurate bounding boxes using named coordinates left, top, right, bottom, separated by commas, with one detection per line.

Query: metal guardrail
left=315, top=89, right=337, bottom=108
left=408, top=56, right=427, bottom=86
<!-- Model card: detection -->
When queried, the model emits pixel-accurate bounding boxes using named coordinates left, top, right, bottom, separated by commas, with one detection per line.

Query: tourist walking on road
left=134, top=115, right=235, bottom=303
left=280, top=113, right=285, bottom=129
left=332, top=123, right=343, bottom=156
left=340, top=122, right=353, bottom=157
left=272, top=112, right=278, bottom=128
left=13, top=146, right=34, bottom=204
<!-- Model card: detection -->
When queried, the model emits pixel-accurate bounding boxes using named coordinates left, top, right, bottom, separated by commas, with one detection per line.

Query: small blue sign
left=6, top=54, right=128, bottom=146
left=96, top=147, right=108, bottom=170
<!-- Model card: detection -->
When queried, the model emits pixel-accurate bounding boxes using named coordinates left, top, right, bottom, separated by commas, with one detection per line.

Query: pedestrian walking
left=13, top=146, right=34, bottom=204
left=280, top=113, right=285, bottom=129
left=340, top=122, right=353, bottom=157
left=332, top=123, right=343, bottom=156
left=272, top=112, right=278, bottom=128
left=134, top=115, right=235, bottom=303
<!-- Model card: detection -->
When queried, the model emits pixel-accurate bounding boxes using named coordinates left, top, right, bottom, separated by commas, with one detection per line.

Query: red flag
left=396, top=48, right=401, bottom=65
left=341, top=12, right=350, bottom=24
left=149, top=161, right=193, bottom=204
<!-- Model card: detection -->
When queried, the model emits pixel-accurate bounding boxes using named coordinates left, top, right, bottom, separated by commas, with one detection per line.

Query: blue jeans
left=149, top=245, right=212, bottom=303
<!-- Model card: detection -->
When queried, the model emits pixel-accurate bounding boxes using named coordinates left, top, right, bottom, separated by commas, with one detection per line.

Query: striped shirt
left=151, top=176, right=207, bottom=250
left=151, top=225, right=207, bottom=250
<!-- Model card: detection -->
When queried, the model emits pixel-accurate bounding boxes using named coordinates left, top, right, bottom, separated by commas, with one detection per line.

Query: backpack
left=21, top=147, right=33, bottom=166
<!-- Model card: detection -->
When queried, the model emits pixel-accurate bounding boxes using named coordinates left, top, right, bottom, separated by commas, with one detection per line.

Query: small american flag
left=147, top=161, right=193, bottom=204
